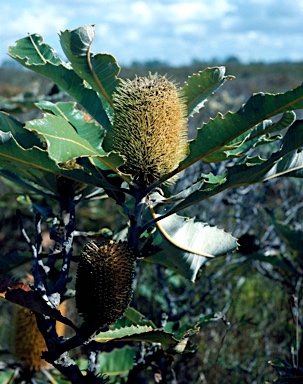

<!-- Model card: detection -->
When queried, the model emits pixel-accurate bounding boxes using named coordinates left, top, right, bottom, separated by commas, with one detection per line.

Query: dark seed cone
left=75, top=240, right=136, bottom=328
left=111, top=74, right=188, bottom=185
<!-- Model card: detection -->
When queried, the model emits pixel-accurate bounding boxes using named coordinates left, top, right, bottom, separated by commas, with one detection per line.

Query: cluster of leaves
left=1, top=24, right=303, bottom=382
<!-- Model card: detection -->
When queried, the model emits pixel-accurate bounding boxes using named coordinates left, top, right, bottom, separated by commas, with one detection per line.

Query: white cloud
left=0, top=2, right=67, bottom=52
left=1, top=0, right=303, bottom=66
left=130, top=2, right=153, bottom=24
left=7, top=8, right=67, bottom=36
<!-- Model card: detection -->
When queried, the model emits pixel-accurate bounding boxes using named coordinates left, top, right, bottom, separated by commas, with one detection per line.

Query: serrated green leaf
left=59, top=25, right=121, bottom=110
left=164, top=321, right=198, bottom=341
left=0, top=128, right=125, bottom=194
left=26, top=114, right=100, bottom=162
left=203, top=111, right=295, bottom=163
left=0, top=128, right=61, bottom=189
left=123, top=306, right=145, bottom=325
left=164, top=313, right=223, bottom=344
left=152, top=173, right=226, bottom=206
left=35, top=101, right=105, bottom=151
left=95, top=325, right=180, bottom=347
left=8, top=33, right=111, bottom=130
left=179, top=85, right=303, bottom=172
left=124, top=307, right=157, bottom=328
left=259, top=110, right=296, bottom=134
left=95, top=325, right=153, bottom=342
left=145, top=212, right=238, bottom=281
left=25, top=114, right=123, bottom=172
left=244, top=155, right=267, bottom=166
left=183, top=66, right=233, bottom=117
left=0, top=112, right=45, bottom=150
left=202, top=120, right=273, bottom=163
left=237, top=110, right=295, bottom=146
left=154, top=213, right=237, bottom=258
left=165, top=119, right=303, bottom=215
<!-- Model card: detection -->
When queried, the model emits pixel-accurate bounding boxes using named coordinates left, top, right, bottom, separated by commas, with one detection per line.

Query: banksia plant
left=11, top=305, right=49, bottom=372
left=75, top=240, right=136, bottom=328
left=111, top=74, right=188, bottom=185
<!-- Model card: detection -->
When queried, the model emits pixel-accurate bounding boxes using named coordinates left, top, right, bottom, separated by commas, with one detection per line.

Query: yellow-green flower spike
left=75, top=240, right=136, bottom=328
left=111, top=74, right=188, bottom=185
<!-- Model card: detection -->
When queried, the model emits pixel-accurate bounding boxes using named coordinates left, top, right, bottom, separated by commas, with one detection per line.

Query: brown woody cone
left=75, top=240, right=136, bottom=328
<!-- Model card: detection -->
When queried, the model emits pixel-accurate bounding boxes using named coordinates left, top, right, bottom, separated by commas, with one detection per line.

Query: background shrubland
left=1, top=58, right=303, bottom=384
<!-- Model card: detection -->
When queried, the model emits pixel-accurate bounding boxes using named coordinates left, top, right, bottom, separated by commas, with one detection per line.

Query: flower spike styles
left=111, top=74, right=188, bottom=186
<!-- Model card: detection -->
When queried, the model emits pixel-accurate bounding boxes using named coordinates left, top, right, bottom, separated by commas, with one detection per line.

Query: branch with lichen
left=15, top=195, right=107, bottom=382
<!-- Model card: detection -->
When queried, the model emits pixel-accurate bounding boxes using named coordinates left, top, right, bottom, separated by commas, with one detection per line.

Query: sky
left=1, top=0, right=303, bottom=67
